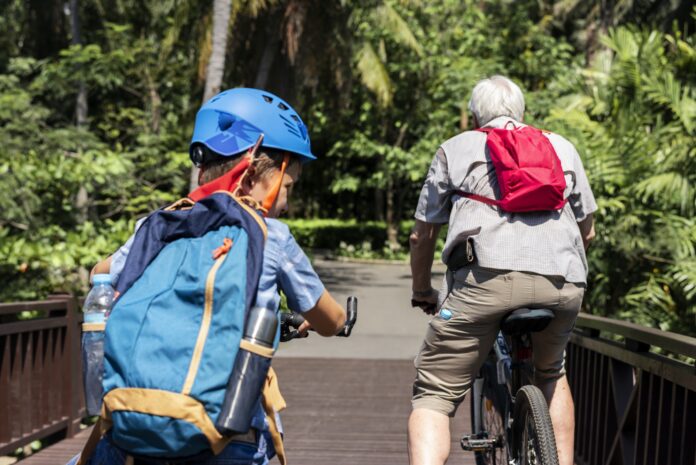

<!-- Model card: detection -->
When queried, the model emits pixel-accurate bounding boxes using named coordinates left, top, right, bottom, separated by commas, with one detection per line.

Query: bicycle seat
left=500, top=308, right=554, bottom=335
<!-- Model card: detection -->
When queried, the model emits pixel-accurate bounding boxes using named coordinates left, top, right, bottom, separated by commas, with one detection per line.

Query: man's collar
left=482, top=116, right=525, bottom=129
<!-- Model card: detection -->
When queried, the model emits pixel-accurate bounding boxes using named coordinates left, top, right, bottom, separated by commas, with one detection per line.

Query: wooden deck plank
left=19, top=427, right=92, bottom=465
left=18, top=358, right=476, bottom=464
left=274, top=358, right=475, bottom=465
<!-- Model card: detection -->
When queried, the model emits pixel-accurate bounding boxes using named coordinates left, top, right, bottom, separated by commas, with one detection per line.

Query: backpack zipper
left=181, top=238, right=234, bottom=395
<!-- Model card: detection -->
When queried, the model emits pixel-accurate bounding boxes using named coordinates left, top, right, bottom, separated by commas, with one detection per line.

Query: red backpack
left=458, top=124, right=567, bottom=212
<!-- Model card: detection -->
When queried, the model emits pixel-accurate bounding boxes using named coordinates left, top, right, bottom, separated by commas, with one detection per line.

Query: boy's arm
left=90, top=256, right=113, bottom=281
left=301, top=290, right=346, bottom=337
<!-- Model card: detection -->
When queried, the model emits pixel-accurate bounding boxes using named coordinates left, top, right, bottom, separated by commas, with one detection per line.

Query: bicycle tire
left=512, top=385, right=559, bottom=465
left=470, top=372, right=511, bottom=465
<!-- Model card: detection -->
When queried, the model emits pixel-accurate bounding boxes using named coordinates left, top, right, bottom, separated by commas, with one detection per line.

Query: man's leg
left=410, top=266, right=511, bottom=465
left=408, top=408, right=450, bottom=465
left=538, top=376, right=574, bottom=465
left=531, top=278, right=585, bottom=465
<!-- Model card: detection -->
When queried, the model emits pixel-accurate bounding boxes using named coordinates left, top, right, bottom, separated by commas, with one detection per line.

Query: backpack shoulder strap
left=455, top=191, right=499, bottom=207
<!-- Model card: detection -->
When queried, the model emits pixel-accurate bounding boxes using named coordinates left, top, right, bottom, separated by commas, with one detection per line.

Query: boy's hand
left=297, top=320, right=311, bottom=338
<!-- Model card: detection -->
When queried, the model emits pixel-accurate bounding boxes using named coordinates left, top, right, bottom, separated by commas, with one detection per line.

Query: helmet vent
left=262, top=95, right=273, bottom=103
left=277, top=102, right=289, bottom=111
left=290, top=115, right=300, bottom=122
left=279, top=114, right=302, bottom=139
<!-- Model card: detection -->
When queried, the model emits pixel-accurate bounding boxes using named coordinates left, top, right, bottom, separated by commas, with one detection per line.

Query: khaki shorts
left=412, top=265, right=585, bottom=417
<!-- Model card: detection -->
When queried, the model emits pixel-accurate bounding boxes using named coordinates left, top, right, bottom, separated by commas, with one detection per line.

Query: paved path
left=276, top=259, right=475, bottom=464
left=276, top=259, right=444, bottom=360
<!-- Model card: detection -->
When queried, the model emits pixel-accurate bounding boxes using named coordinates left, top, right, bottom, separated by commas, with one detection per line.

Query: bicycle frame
left=464, top=330, right=537, bottom=460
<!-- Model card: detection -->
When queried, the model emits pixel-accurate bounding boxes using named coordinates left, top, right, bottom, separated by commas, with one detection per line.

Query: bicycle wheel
left=512, top=385, right=559, bottom=465
left=470, top=374, right=511, bottom=465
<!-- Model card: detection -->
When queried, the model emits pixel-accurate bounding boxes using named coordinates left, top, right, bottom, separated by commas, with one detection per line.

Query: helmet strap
left=232, top=134, right=265, bottom=198
left=260, top=153, right=291, bottom=216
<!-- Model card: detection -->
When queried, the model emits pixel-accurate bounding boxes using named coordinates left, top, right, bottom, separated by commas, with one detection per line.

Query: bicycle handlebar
left=280, top=296, right=358, bottom=342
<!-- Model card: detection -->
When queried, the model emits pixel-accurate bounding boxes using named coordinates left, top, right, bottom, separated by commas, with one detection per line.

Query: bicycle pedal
left=460, top=434, right=499, bottom=451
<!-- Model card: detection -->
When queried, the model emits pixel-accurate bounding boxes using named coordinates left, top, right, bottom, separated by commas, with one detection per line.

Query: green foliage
left=544, top=25, right=696, bottom=335
left=0, top=0, right=693, bottom=338
left=283, top=218, right=409, bottom=250
left=283, top=218, right=446, bottom=261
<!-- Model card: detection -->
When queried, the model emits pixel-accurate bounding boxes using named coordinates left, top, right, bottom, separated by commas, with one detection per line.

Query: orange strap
left=261, top=154, right=290, bottom=215
left=212, top=238, right=233, bottom=259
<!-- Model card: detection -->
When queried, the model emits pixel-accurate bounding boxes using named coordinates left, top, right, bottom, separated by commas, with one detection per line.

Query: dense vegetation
left=0, top=1, right=694, bottom=335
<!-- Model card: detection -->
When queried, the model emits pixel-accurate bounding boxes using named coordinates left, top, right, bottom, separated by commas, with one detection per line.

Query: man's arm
left=578, top=213, right=595, bottom=250
left=410, top=220, right=441, bottom=311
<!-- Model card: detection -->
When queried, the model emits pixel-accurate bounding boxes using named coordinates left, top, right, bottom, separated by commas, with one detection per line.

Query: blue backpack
left=98, top=192, right=271, bottom=458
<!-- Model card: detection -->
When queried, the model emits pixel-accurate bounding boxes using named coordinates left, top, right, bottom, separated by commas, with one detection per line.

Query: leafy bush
left=283, top=218, right=446, bottom=261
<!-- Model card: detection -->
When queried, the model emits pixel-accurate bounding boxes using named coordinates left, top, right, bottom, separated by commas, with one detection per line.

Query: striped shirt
left=415, top=116, right=597, bottom=284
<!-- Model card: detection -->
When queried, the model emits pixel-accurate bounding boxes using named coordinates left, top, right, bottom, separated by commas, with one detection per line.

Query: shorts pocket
left=446, top=267, right=510, bottom=320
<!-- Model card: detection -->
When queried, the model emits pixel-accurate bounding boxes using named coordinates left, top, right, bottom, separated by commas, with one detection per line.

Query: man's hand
left=411, top=288, right=439, bottom=315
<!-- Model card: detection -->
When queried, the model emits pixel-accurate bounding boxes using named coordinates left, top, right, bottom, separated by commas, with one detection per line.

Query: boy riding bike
left=72, top=88, right=348, bottom=465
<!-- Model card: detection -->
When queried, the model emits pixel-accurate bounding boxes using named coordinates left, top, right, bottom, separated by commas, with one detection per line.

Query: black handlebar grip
left=282, top=311, right=306, bottom=328
left=280, top=296, right=357, bottom=341
left=338, top=296, right=358, bottom=337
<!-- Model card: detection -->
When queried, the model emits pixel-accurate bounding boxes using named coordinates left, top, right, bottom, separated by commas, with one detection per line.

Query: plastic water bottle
left=216, top=306, right=278, bottom=434
left=81, top=274, right=115, bottom=416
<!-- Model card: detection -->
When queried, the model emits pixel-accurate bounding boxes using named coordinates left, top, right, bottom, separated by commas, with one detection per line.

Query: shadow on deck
left=16, top=358, right=475, bottom=465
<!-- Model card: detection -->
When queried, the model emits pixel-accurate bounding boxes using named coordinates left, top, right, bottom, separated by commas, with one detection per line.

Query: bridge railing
left=0, top=296, right=84, bottom=456
left=568, top=312, right=696, bottom=465
left=2, top=296, right=695, bottom=463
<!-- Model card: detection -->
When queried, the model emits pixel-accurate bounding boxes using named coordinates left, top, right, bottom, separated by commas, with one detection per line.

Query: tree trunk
left=69, top=0, right=88, bottom=221
left=70, top=0, right=88, bottom=127
left=145, top=67, right=162, bottom=133
left=385, top=177, right=398, bottom=247
left=374, top=189, right=384, bottom=221
left=68, top=0, right=89, bottom=287
left=190, top=0, right=232, bottom=191
left=384, top=123, right=409, bottom=248
left=254, top=36, right=279, bottom=89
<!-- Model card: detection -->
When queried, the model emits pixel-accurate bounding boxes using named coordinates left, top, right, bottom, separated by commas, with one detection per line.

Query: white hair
left=468, top=75, right=525, bottom=126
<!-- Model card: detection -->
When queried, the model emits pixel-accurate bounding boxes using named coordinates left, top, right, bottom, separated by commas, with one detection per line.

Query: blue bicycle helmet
left=190, top=88, right=315, bottom=163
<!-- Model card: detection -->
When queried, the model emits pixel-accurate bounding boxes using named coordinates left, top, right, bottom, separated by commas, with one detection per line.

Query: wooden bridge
left=1, top=261, right=695, bottom=464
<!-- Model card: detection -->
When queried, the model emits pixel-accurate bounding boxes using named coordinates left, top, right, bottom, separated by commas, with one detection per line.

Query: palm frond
left=373, top=3, right=423, bottom=56
left=652, top=214, right=696, bottom=261
left=356, top=42, right=393, bottom=108
left=642, top=71, right=695, bottom=133
left=668, top=259, right=696, bottom=301
left=632, top=172, right=694, bottom=216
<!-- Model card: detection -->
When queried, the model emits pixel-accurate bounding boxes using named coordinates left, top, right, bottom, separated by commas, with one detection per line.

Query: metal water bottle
left=216, top=306, right=278, bottom=434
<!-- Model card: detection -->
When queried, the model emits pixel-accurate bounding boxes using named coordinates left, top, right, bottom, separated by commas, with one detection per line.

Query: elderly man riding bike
left=408, top=75, right=596, bottom=465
